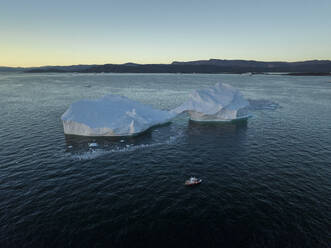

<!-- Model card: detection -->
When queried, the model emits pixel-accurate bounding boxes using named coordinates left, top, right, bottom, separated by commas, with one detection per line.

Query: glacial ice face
left=61, top=94, right=176, bottom=136
left=173, top=83, right=250, bottom=121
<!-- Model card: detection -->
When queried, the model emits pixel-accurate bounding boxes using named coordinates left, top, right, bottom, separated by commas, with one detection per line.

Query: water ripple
left=0, top=73, right=330, bottom=247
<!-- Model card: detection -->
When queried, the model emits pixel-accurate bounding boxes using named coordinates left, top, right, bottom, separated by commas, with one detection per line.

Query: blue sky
left=1, top=0, right=330, bottom=66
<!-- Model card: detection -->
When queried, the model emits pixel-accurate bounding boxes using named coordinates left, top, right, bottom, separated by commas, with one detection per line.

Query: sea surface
left=0, top=73, right=330, bottom=248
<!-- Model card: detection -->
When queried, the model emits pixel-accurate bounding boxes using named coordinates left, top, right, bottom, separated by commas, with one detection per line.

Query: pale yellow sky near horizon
left=1, top=0, right=330, bottom=67
left=2, top=38, right=330, bottom=67
left=2, top=43, right=330, bottom=68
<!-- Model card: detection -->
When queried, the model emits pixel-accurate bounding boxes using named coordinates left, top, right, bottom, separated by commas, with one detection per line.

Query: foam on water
left=68, top=130, right=184, bottom=160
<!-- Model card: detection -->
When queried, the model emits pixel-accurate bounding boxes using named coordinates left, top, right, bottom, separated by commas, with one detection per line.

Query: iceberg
left=173, top=83, right=250, bottom=122
left=61, top=83, right=251, bottom=137
left=61, top=94, right=176, bottom=136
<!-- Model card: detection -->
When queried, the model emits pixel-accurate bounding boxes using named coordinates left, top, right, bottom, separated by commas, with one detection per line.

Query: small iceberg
left=61, top=94, right=176, bottom=136
left=173, top=83, right=250, bottom=122
left=88, top=142, right=98, bottom=147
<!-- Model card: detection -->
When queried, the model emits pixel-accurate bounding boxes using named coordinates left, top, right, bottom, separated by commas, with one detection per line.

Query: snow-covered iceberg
left=61, top=94, right=176, bottom=136
left=173, top=83, right=250, bottom=122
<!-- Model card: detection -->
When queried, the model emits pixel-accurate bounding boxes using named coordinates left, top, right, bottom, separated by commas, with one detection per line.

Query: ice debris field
left=61, top=83, right=251, bottom=137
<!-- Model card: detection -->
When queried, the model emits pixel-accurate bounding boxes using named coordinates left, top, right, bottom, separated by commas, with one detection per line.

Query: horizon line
left=1, top=58, right=331, bottom=68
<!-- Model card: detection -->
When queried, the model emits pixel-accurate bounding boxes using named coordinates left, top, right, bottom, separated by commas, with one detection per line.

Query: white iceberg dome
left=173, top=83, right=250, bottom=122
left=61, top=94, right=176, bottom=136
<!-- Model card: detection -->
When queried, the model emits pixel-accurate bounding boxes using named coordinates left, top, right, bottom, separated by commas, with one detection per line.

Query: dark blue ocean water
left=0, top=73, right=330, bottom=248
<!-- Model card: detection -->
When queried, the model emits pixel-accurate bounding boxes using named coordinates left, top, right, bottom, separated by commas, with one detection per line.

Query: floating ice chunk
left=173, top=83, right=250, bottom=122
left=88, top=142, right=98, bottom=147
left=61, top=94, right=176, bottom=137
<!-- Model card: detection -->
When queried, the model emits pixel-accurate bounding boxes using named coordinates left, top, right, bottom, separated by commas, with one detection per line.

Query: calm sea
left=0, top=73, right=330, bottom=247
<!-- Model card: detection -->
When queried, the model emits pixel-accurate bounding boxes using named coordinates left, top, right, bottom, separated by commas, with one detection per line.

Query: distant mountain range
left=0, top=66, right=25, bottom=72
left=0, top=65, right=94, bottom=72
left=1, top=59, right=331, bottom=75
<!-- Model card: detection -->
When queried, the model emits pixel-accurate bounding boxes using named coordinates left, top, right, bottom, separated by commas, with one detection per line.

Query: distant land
left=1, top=59, right=331, bottom=75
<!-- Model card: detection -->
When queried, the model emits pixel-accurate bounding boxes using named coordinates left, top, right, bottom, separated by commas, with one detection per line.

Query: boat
left=185, top=177, right=202, bottom=186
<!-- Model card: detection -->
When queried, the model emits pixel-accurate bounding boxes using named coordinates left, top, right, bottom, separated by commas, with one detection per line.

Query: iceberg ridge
left=173, top=83, right=250, bottom=122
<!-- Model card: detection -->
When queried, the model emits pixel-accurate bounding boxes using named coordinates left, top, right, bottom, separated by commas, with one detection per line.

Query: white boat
left=185, top=177, right=202, bottom=186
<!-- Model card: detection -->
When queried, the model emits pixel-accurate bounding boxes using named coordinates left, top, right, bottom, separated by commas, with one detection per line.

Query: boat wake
left=66, top=129, right=183, bottom=160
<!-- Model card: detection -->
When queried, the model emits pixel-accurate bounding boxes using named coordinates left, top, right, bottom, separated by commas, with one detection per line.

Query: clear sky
left=1, top=0, right=331, bottom=67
